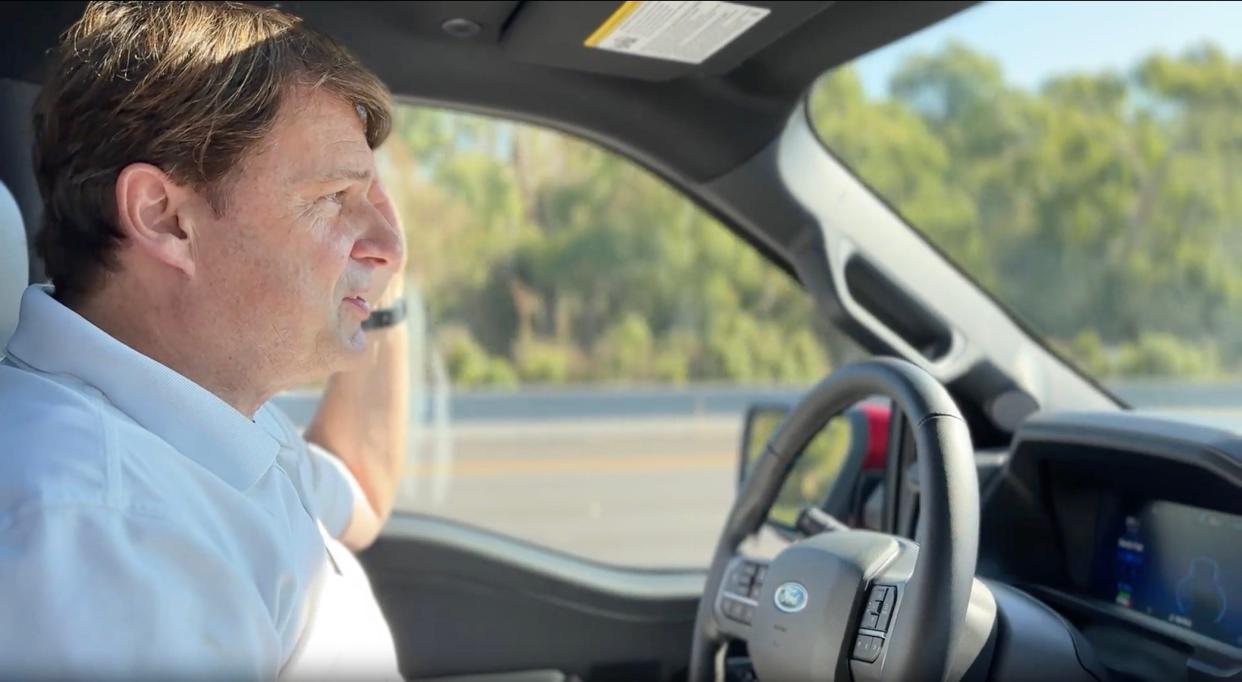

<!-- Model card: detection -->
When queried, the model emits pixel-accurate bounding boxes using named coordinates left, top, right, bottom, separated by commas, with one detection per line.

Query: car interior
left=4, top=2, right=1242, bottom=681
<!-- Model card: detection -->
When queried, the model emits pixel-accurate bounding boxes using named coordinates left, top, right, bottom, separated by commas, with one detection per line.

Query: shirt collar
left=6, top=285, right=282, bottom=491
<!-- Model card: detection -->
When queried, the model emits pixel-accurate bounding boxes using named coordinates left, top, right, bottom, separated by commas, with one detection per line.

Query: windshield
left=809, top=1, right=1242, bottom=408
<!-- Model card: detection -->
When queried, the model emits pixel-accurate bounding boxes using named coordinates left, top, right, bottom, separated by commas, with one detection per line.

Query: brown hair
left=34, top=1, right=392, bottom=304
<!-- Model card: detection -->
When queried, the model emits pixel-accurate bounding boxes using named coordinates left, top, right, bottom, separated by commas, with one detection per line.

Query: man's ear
left=114, top=163, right=196, bottom=278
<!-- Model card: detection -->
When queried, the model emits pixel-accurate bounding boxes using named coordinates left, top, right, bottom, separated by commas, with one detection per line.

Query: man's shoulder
left=0, top=362, right=121, bottom=511
left=0, top=362, right=110, bottom=449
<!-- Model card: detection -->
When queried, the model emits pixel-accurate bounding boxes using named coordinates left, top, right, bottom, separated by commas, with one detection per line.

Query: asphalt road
left=392, top=416, right=743, bottom=568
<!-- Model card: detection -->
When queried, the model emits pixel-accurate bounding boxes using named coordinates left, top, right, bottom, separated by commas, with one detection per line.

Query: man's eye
left=321, top=190, right=347, bottom=205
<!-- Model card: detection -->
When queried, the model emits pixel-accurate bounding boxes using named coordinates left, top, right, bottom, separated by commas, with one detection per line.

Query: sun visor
left=500, top=1, right=832, bottom=82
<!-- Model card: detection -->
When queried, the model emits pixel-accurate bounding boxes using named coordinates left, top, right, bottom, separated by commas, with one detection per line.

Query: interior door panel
left=360, top=514, right=704, bottom=682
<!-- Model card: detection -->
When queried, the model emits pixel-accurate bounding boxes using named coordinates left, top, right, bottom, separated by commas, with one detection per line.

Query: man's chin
left=339, top=325, right=370, bottom=360
left=307, top=322, right=371, bottom=376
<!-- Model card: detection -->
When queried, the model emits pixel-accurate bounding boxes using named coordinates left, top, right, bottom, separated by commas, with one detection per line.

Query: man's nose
left=350, top=209, right=404, bottom=270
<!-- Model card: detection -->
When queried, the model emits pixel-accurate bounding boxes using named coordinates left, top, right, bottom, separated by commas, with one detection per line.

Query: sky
left=853, top=1, right=1242, bottom=98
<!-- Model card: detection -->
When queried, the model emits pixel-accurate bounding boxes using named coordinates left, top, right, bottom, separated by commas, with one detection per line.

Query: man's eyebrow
left=299, top=166, right=373, bottom=185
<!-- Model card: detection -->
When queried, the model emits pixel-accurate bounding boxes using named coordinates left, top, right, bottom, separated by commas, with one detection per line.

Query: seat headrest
left=0, top=180, right=29, bottom=352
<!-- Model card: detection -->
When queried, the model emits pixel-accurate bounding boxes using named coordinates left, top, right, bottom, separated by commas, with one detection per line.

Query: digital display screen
left=1091, top=500, right=1242, bottom=647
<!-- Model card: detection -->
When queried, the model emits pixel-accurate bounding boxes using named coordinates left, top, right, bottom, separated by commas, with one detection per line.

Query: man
left=0, top=2, right=409, bottom=679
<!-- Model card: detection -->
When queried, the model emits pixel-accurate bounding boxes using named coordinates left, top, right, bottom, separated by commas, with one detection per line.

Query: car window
left=371, top=103, right=865, bottom=568
left=807, top=1, right=1242, bottom=410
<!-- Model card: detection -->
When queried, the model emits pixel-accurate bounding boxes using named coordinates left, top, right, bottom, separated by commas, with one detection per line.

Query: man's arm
left=304, top=179, right=409, bottom=552
left=304, top=307, right=408, bottom=551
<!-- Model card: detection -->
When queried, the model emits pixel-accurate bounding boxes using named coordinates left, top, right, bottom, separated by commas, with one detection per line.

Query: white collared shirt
left=0, top=285, right=400, bottom=680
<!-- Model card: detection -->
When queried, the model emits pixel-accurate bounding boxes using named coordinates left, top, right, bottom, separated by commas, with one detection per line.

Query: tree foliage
left=811, top=43, right=1242, bottom=380
left=378, top=42, right=1241, bottom=386
left=377, top=104, right=839, bottom=387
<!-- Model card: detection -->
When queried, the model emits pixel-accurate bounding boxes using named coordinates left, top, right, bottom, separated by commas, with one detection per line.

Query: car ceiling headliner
left=0, top=1, right=973, bottom=183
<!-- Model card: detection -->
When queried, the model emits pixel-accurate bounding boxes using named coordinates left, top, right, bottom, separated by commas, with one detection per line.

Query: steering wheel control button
left=747, top=564, right=765, bottom=599
left=860, top=611, right=880, bottom=630
left=852, top=634, right=883, bottom=663
left=728, top=562, right=761, bottom=596
left=721, top=595, right=755, bottom=625
left=774, top=582, right=809, bottom=613
left=866, top=585, right=888, bottom=611
left=726, top=562, right=763, bottom=599
left=875, top=610, right=892, bottom=632
left=739, top=604, right=755, bottom=623
left=861, top=584, right=897, bottom=632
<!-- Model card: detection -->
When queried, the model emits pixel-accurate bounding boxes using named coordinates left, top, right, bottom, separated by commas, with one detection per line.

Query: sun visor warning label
left=585, top=1, right=771, bottom=65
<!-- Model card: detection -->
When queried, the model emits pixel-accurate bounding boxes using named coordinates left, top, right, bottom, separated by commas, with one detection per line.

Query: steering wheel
left=688, top=358, right=980, bottom=682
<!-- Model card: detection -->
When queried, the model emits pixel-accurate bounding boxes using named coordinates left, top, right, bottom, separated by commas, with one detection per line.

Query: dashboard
left=978, top=410, right=1242, bottom=681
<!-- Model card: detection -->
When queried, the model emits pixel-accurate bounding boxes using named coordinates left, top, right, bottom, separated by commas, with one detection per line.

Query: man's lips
left=343, top=295, right=371, bottom=316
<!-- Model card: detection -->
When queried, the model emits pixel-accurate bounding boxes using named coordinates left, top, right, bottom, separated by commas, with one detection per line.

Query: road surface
left=393, top=416, right=742, bottom=568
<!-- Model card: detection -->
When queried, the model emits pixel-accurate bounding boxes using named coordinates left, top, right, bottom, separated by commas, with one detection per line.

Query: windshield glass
left=809, top=1, right=1242, bottom=408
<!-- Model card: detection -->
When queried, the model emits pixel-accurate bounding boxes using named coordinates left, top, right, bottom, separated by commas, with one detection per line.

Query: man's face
left=186, top=87, right=403, bottom=386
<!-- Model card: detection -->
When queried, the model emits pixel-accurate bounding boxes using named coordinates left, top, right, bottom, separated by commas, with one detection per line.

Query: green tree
left=379, top=102, right=844, bottom=388
left=810, top=42, right=1242, bottom=381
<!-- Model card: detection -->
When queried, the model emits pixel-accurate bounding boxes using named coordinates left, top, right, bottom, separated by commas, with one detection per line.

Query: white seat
left=0, top=180, right=28, bottom=353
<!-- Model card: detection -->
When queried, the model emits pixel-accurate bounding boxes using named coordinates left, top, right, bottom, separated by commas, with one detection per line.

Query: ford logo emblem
left=774, top=582, right=809, bottom=613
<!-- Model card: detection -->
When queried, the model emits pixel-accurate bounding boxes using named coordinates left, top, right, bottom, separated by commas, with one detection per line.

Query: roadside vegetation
left=379, top=44, right=1242, bottom=387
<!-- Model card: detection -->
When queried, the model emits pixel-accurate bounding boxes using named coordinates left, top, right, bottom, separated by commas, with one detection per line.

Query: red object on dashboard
left=861, top=403, right=891, bottom=470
